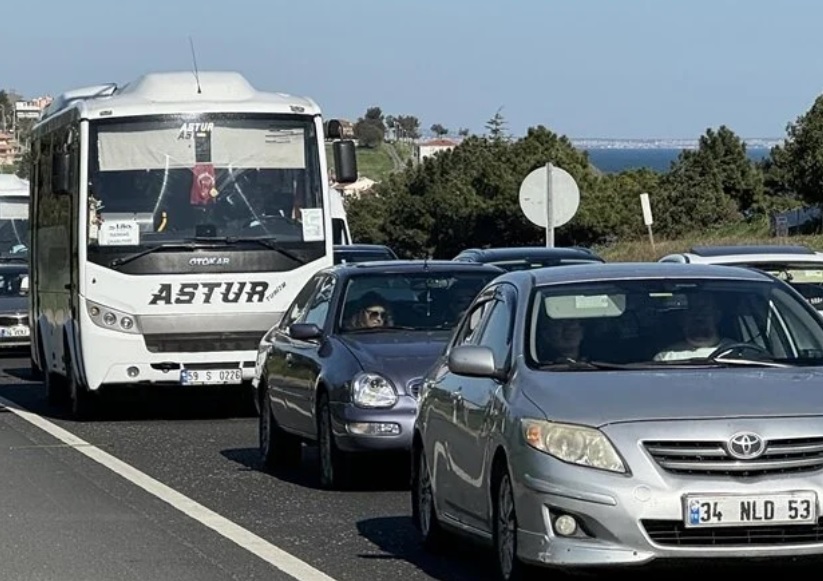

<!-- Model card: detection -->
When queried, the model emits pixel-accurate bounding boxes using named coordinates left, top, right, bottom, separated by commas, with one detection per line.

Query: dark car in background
left=257, top=259, right=503, bottom=489
left=0, top=256, right=30, bottom=350
left=333, top=244, right=398, bottom=264
left=453, top=246, right=604, bottom=271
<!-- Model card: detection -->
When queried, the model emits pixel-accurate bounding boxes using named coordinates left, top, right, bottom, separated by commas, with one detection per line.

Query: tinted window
left=749, top=263, right=823, bottom=312
left=0, top=269, right=28, bottom=297
left=477, top=291, right=514, bottom=367
left=339, top=271, right=495, bottom=332
left=334, top=250, right=397, bottom=264
left=452, top=296, right=495, bottom=347
left=528, top=278, right=823, bottom=368
left=302, top=276, right=335, bottom=327
left=280, top=276, right=322, bottom=329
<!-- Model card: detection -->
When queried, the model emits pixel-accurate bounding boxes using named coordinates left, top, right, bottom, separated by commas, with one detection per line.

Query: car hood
left=522, top=367, right=823, bottom=427
left=338, top=330, right=452, bottom=393
left=0, top=296, right=27, bottom=314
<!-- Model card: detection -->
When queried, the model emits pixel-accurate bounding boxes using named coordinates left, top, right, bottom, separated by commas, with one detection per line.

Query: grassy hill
left=325, top=142, right=411, bottom=183
left=595, top=219, right=823, bottom=262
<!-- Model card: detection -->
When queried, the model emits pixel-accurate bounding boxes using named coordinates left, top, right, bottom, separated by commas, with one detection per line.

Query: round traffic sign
left=518, top=165, right=580, bottom=228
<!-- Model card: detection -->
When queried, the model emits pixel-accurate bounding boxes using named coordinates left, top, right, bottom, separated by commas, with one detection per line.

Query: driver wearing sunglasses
left=348, top=291, right=394, bottom=329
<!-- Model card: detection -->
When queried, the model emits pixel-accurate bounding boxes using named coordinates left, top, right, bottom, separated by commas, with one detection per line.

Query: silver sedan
left=411, top=262, right=823, bottom=580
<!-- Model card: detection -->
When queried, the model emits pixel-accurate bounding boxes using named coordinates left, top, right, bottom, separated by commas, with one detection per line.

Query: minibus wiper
left=195, top=236, right=307, bottom=265
left=109, top=242, right=215, bottom=267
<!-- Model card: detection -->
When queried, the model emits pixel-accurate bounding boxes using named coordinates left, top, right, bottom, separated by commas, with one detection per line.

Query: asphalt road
left=0, top=353, right=495, bottom=581
left=0, top=352, right=820, bottom=581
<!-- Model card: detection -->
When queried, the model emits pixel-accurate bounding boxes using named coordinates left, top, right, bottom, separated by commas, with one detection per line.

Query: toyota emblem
left=726, top=432, right=766, bottom=460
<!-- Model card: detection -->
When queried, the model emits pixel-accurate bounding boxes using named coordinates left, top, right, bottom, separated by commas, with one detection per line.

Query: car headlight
left=351, top=372, right=398, bottom=408
left=522, top=419, right=626, bottom=473
left=86, top=300, right=140, bottom=335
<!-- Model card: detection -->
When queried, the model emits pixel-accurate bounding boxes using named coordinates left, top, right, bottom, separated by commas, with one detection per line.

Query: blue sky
left=4, top=0, right=821, bottom=139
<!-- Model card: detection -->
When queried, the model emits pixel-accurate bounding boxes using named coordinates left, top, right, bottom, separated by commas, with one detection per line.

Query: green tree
left=668, top=126, right=763, bottom=213
left=767, top=95, right=823, bottom=205
left=354, top=106, right=386, bottom=148
left=395, top=115, right=421, bottom=140
left=430, top=124, right=448, bottom=138
left=485, top=107, right=508, bottom=142
left=0, top=91, right=11, bottom=132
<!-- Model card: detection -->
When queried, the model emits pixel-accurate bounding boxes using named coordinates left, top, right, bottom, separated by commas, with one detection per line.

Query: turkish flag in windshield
left=190, top=163, right=216, bottom=205
left=190, top=125, right=216, bottom=205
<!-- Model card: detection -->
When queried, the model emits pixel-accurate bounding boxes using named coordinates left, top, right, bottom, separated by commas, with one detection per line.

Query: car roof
left=454, top=246, right=603, bottom=262
left=689, top=244, right=815, bottom=257
left=326, top=259, right=503, bottom=276
left=333, top=244, right=394, bottom=252
left=659, top=244, right=823, bottom=265
left=495, top=261, right=774, bottom=287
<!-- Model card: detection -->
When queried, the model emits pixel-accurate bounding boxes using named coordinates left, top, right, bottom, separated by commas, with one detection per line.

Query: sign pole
left=639, top=192, right=656, bottom=252
left=545, top=162, right=555, bottom=248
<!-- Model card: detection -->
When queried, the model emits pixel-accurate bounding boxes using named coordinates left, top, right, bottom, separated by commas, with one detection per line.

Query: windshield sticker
left=300, top=208, right=324, bottom=241
left=99, top=220, right=140, bottom=246
left=574, top=295, right=611, bottom=309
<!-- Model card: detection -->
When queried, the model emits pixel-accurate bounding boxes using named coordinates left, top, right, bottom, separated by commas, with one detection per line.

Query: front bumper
left=81, top=328, right=258, bottom=390
left=511, top=419, right=823, bottom=569
left=0, top=335, right=30, bottom=348
left=0, top=322, right=30, bottom=348
left=330, top=396, right=417, bottom=453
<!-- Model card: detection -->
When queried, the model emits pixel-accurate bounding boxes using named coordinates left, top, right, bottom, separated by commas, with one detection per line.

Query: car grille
left=643, top=437, right=823, bottom=476
left=143, top=332, right=263, bottom=353
left=0, top=314, right=27, bottom=327
left=643, top=519, right=823, bottom=546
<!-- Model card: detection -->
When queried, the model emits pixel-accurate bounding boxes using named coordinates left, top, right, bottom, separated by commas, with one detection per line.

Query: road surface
left=0, top=354, right=493, bottom=581
left=0, top=353, right=818, bottom=580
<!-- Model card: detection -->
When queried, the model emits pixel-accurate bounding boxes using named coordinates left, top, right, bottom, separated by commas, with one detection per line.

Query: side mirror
left=52, top=152, right=71, bottom=195
left=448, top=345, right=499, bottom=378
left=289, top=322, right=323, bottom=341
left=332, top=140, right=358, bottom=184
left=324, top=119, right=355, bottom=140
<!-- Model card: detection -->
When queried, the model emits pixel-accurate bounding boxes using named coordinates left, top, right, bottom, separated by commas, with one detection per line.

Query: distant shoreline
left=572, top=138, right=781, bottom=150
left=584, top=147, right=769, bottom=174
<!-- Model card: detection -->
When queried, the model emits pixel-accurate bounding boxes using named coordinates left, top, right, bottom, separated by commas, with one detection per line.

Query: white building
left=417, top=138, right=458, bottom=162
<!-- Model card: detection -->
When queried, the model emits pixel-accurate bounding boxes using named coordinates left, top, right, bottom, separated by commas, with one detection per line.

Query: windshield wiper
left=706, top=356, right=792, bottom=368
left=109, top=243, right=207, bottom=267
left=651, top=356, right=792, bottom=369
left=537, top=359, right=628, bottom=371
left=193, top=236, right=307, bottom=265
left=344, top=325, right=419, bottom=333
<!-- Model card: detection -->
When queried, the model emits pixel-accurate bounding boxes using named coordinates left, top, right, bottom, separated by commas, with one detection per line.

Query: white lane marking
left=0, top=396, right=337, bottom=581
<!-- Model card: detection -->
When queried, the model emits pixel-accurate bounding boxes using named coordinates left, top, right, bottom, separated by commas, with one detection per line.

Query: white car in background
left=659, top=245, right=823, bottom=312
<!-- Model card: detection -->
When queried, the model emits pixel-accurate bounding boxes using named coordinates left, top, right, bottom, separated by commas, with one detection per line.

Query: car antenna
left=423, top=253, right=430, bottom=271
left=189, top=36, right=202, bottom=94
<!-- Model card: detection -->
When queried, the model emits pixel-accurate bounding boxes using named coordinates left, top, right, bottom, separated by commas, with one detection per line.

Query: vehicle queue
left=255, top=241, right=823, bottom=580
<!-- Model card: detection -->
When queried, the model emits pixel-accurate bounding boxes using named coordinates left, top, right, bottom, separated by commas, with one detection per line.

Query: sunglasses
left=365, top=308, right=386, bottom=320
